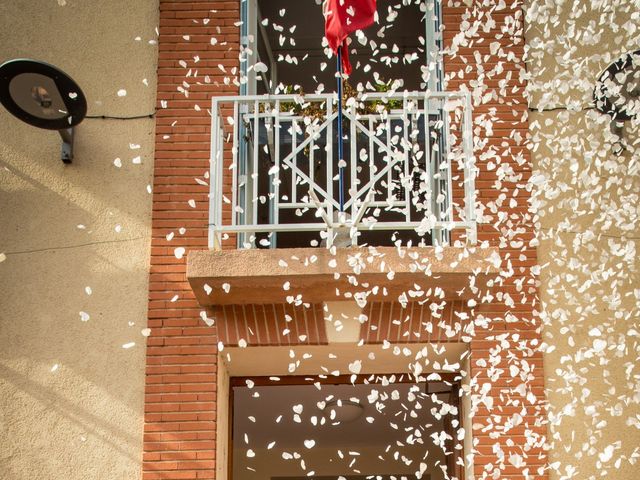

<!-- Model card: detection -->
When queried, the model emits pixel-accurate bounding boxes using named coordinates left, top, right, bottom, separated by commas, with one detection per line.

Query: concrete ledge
left=187, top=246, right=500, bottom=306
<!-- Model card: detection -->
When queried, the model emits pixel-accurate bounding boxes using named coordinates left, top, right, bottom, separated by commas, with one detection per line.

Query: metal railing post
left=462, top=92, right=477, bottom=244
left=209, top=98, right=220, bottom=249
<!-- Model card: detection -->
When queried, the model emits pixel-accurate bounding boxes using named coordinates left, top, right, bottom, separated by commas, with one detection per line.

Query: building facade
left=0, top=1, right=637, bottom=480
left=144, top=1, right=544, bottom=479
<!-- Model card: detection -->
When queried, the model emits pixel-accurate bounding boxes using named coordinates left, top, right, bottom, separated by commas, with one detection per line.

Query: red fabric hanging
left=324, top=0, right=377, bottom=75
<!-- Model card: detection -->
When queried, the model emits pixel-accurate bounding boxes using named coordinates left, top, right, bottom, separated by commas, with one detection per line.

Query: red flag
left=324, top=0, right=377, bottom=75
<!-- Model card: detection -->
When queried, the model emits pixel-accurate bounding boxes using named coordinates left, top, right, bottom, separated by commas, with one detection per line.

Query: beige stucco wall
left=525, top=1, right=640, bottom=478
left=0, top=1, right=157, bottom=478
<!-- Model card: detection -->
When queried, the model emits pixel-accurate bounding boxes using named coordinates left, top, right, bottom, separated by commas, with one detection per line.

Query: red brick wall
left=144, top=1, right=547, bottom=479
left=443, top=1, right=548, bottom=478
left=361, top=301, right=471, bottom=343
left=213, top=303, right=329, bottom=346
left=144, top=1, right=240, bottom=478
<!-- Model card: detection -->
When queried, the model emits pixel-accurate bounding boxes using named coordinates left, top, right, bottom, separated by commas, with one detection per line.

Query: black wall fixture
left=0, top=58, right=87, bottom=163
left=594, top=49, right=640, bottom=155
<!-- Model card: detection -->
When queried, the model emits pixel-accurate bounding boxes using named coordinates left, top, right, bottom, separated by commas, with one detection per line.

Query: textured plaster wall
left=0, top=1, right=158, bottom=478
left=525, top=1, right=640, bottom=479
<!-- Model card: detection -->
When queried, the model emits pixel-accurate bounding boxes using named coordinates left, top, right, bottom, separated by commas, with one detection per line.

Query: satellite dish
left=0, top=59, right=87, bottom=163
left=593, top=49, right=640, bottom=154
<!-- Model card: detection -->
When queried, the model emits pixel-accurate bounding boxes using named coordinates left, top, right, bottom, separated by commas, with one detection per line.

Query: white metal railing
left=208, top=91, right=476, bottom=249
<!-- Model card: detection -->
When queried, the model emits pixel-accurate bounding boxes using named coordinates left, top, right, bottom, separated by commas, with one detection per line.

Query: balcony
left=207, top=90, right=477, bottom=250
left=186, top=91, right=496, bottom=307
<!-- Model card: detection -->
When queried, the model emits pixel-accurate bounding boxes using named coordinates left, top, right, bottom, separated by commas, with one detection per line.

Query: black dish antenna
left=594, top=49, right=640, bottom=155
left=0, top=59, right=87, bottom=163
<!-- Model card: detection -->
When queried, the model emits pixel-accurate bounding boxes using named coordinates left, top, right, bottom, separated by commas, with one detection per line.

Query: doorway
left=230, top=375, right=463, bottom=480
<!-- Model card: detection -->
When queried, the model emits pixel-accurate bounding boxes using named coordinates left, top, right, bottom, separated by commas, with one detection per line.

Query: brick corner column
left=143, top=1, right=240, bottom=479
left=442, top=1, right=549, bottom=478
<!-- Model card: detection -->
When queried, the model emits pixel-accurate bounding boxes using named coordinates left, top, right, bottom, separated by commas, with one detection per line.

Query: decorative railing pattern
left=209, top=91, right=476, bottom=249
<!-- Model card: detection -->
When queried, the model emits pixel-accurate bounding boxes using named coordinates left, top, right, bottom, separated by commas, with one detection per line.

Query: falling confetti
left=19, top=1, right=635, bottom=479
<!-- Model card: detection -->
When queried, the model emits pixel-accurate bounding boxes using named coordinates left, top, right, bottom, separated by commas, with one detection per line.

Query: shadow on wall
left=0, top=118, right=154, bottom=403
left=0, top=119, right=155, bottom=248
left=0, top=362, right=140, bottom=463
left=0, top=245, right=149, bottom=414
